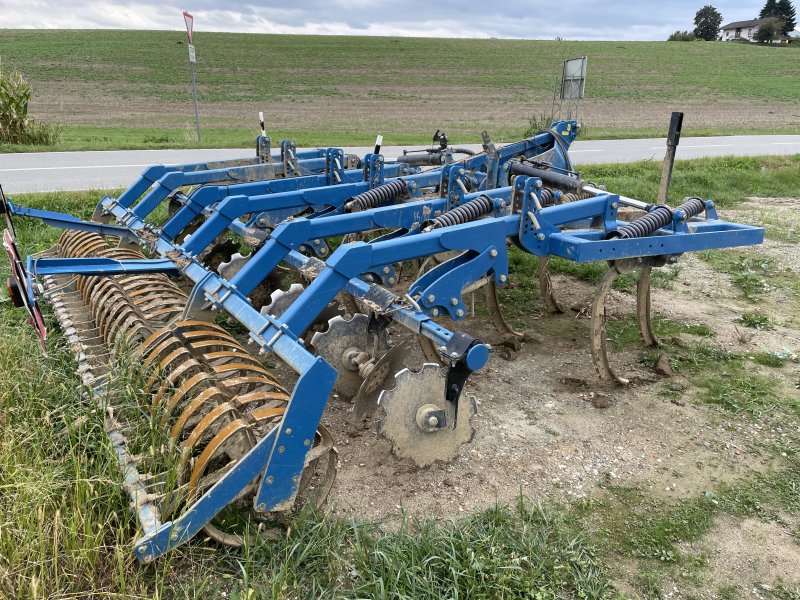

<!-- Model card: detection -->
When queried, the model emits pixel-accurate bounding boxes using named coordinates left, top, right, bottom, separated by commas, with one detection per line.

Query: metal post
left=658, top=112, right=683, bottom=203
left=189, top=59, right=201, bottom=144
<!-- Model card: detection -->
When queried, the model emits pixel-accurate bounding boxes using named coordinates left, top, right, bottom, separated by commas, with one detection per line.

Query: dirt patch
left=683, top=517, right=800, bottom=595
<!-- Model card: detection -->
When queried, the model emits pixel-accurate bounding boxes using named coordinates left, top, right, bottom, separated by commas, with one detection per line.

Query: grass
left=581, top=459, right=800, bottom=596
left=579, top=155, right=800, bottom=208
left=696, top=250, right=800, bottom=300
left=1, top=30, right=800, bottom=150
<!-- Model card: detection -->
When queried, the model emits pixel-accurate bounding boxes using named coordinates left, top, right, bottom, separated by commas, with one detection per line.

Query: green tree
left=760, top=0, right=779, bottom=18
left=693, top=5, right=723, bottom=40
left=775, top=0, right=797, bottom=33
left=755, top=16, right=784, bottom=41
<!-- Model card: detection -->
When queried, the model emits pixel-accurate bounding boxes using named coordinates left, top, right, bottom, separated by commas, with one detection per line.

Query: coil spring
left=539, top=188, right=556, bottom=207
left=617, top=205, right=673, bottom=239
left=429, top=195, right=494, bottom=229
left=345, top=179, right=407, bottom=212
left=539, top=187, right=592, bottom=207
left=676, top=197, right=705, bottom=219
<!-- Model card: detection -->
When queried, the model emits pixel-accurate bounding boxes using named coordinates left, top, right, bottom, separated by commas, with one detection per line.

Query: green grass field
left=1, top=30, right=800, bottom=151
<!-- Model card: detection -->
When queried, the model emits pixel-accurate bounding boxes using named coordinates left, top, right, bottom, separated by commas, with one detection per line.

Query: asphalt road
left=1, top=134, right=799, bottom=194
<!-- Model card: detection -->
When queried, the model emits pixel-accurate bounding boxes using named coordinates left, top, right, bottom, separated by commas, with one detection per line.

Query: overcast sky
left=0, top=1, right=780, bottom=40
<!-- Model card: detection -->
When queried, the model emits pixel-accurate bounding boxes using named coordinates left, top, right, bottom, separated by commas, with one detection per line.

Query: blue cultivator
left=1, top=118, right=763, bottom=563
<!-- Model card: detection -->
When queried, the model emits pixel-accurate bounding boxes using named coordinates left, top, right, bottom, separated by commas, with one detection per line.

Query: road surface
left=1, top=135, right=799, bottom=194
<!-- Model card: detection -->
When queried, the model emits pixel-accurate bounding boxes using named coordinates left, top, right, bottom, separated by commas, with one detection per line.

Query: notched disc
left=377, top=363, right=476, bottom=466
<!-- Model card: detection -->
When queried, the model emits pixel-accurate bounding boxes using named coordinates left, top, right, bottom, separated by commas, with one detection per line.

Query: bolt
left=432, top=309, right=439, bottom=316
left=320, top=247, right=328, bottom=256
left=504, top=163, right=510, bottom=170
left=500, top=274, right=508, bottom=282
left=304, top=439, right=311, bottom=446
left=490, top=249, right=498, bottom=257
left=427, top=415, right=439, bottom=428
left=611, top=202, right=618, bottom=209
left=171, top=529, right=181, bottom=540
left=536, top=180, right=543, bottom=188
left=388, top=277, right=396, bottom=285
left=284, top=428, right=292, bottom=435
left=137, top=545, right=147, bottom=554
left=456, top=309, right=465, bottom=317
left=450, top=298, right=458, bottom=306
left=314, top=239, right=321, bottom=245
left=427, top=294, right=435, bottom=303
left=537, top=233, right=546, bottom=241
left=258, top=503, right=267, bottom=511
left=278, top=445, right=285, bottom=453
left=266, top=476, right=274, bottom=485
left=292, top=475, right=300, bottom=484
left=383, top=266, right=390, bottom=274
left=451, top=351, right=459, bottom=358
left=257, top=218, right=268, bottom=227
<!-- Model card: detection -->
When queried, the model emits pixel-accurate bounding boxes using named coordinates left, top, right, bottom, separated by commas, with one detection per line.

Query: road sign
left=187, top=43, right=196, bottom=63
left=183, top=11, right=194, bottom=44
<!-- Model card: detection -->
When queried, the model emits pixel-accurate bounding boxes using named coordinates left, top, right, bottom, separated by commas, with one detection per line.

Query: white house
left=720, top=18, right=763, bottom=41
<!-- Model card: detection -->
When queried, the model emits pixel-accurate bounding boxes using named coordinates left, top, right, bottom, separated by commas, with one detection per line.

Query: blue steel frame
left=1, top=121, right=765, bottom=563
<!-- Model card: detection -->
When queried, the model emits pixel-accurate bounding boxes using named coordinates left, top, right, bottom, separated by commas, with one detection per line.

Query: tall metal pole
left=183, top=11, right=200, bottom=145
left=189, top=58, right=201, bottom=144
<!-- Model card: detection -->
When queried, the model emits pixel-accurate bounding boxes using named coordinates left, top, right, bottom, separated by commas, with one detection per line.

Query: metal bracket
left=325, top=148, right=345, bottom=185
left=256, top=135, right=272, bottom=164
left=363, top=154, right=385, bottom=188
left=281, top=140, right=299, bottom=177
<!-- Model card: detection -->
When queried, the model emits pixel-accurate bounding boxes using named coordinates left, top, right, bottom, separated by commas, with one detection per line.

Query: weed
left=0, top=61, right=61, bottom=145
left=739, top=311, right=773, bottom=330
left=752, top=352, right=785, bottom=368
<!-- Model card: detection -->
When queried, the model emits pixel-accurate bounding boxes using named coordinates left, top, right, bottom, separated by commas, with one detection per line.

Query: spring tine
left=537, top=256, right=564, bottom=313
left=151, top=357, right=203, bottom=409
left=591, top=267, right=630, bottom=385
left=636, top=266, right=659, bottom=347
left=484, top=279, right=525, bottom=338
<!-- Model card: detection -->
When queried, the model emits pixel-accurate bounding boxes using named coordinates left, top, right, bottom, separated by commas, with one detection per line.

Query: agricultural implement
left=1, top=68, right=764, bottom=562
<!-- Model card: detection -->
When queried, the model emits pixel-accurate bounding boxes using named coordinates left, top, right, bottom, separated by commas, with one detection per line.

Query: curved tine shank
left=591, top=267, right=630, bottom=385
left=538, top=256, right=564, bottom=314
left=636, top=266, right=659, bottom=347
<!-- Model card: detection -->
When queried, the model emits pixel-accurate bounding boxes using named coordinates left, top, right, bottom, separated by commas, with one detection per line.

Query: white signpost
left=183, top=10, right=201, bottom=143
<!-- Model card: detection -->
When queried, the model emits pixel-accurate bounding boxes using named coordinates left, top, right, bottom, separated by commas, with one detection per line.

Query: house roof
left=721, top=18, right=763, bottom=30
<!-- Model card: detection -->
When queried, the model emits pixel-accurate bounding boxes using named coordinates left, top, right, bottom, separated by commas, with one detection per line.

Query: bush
left=668, top=30, right=697, bottom=41
left=0, top=62, right=61, bottom=145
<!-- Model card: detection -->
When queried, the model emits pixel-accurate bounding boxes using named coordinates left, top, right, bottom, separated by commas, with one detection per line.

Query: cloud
left=0, top=0, right=765, bottom=40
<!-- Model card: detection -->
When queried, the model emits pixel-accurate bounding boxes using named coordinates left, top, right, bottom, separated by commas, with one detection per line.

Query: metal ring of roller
left=170, top=387, right=228, bottom=441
